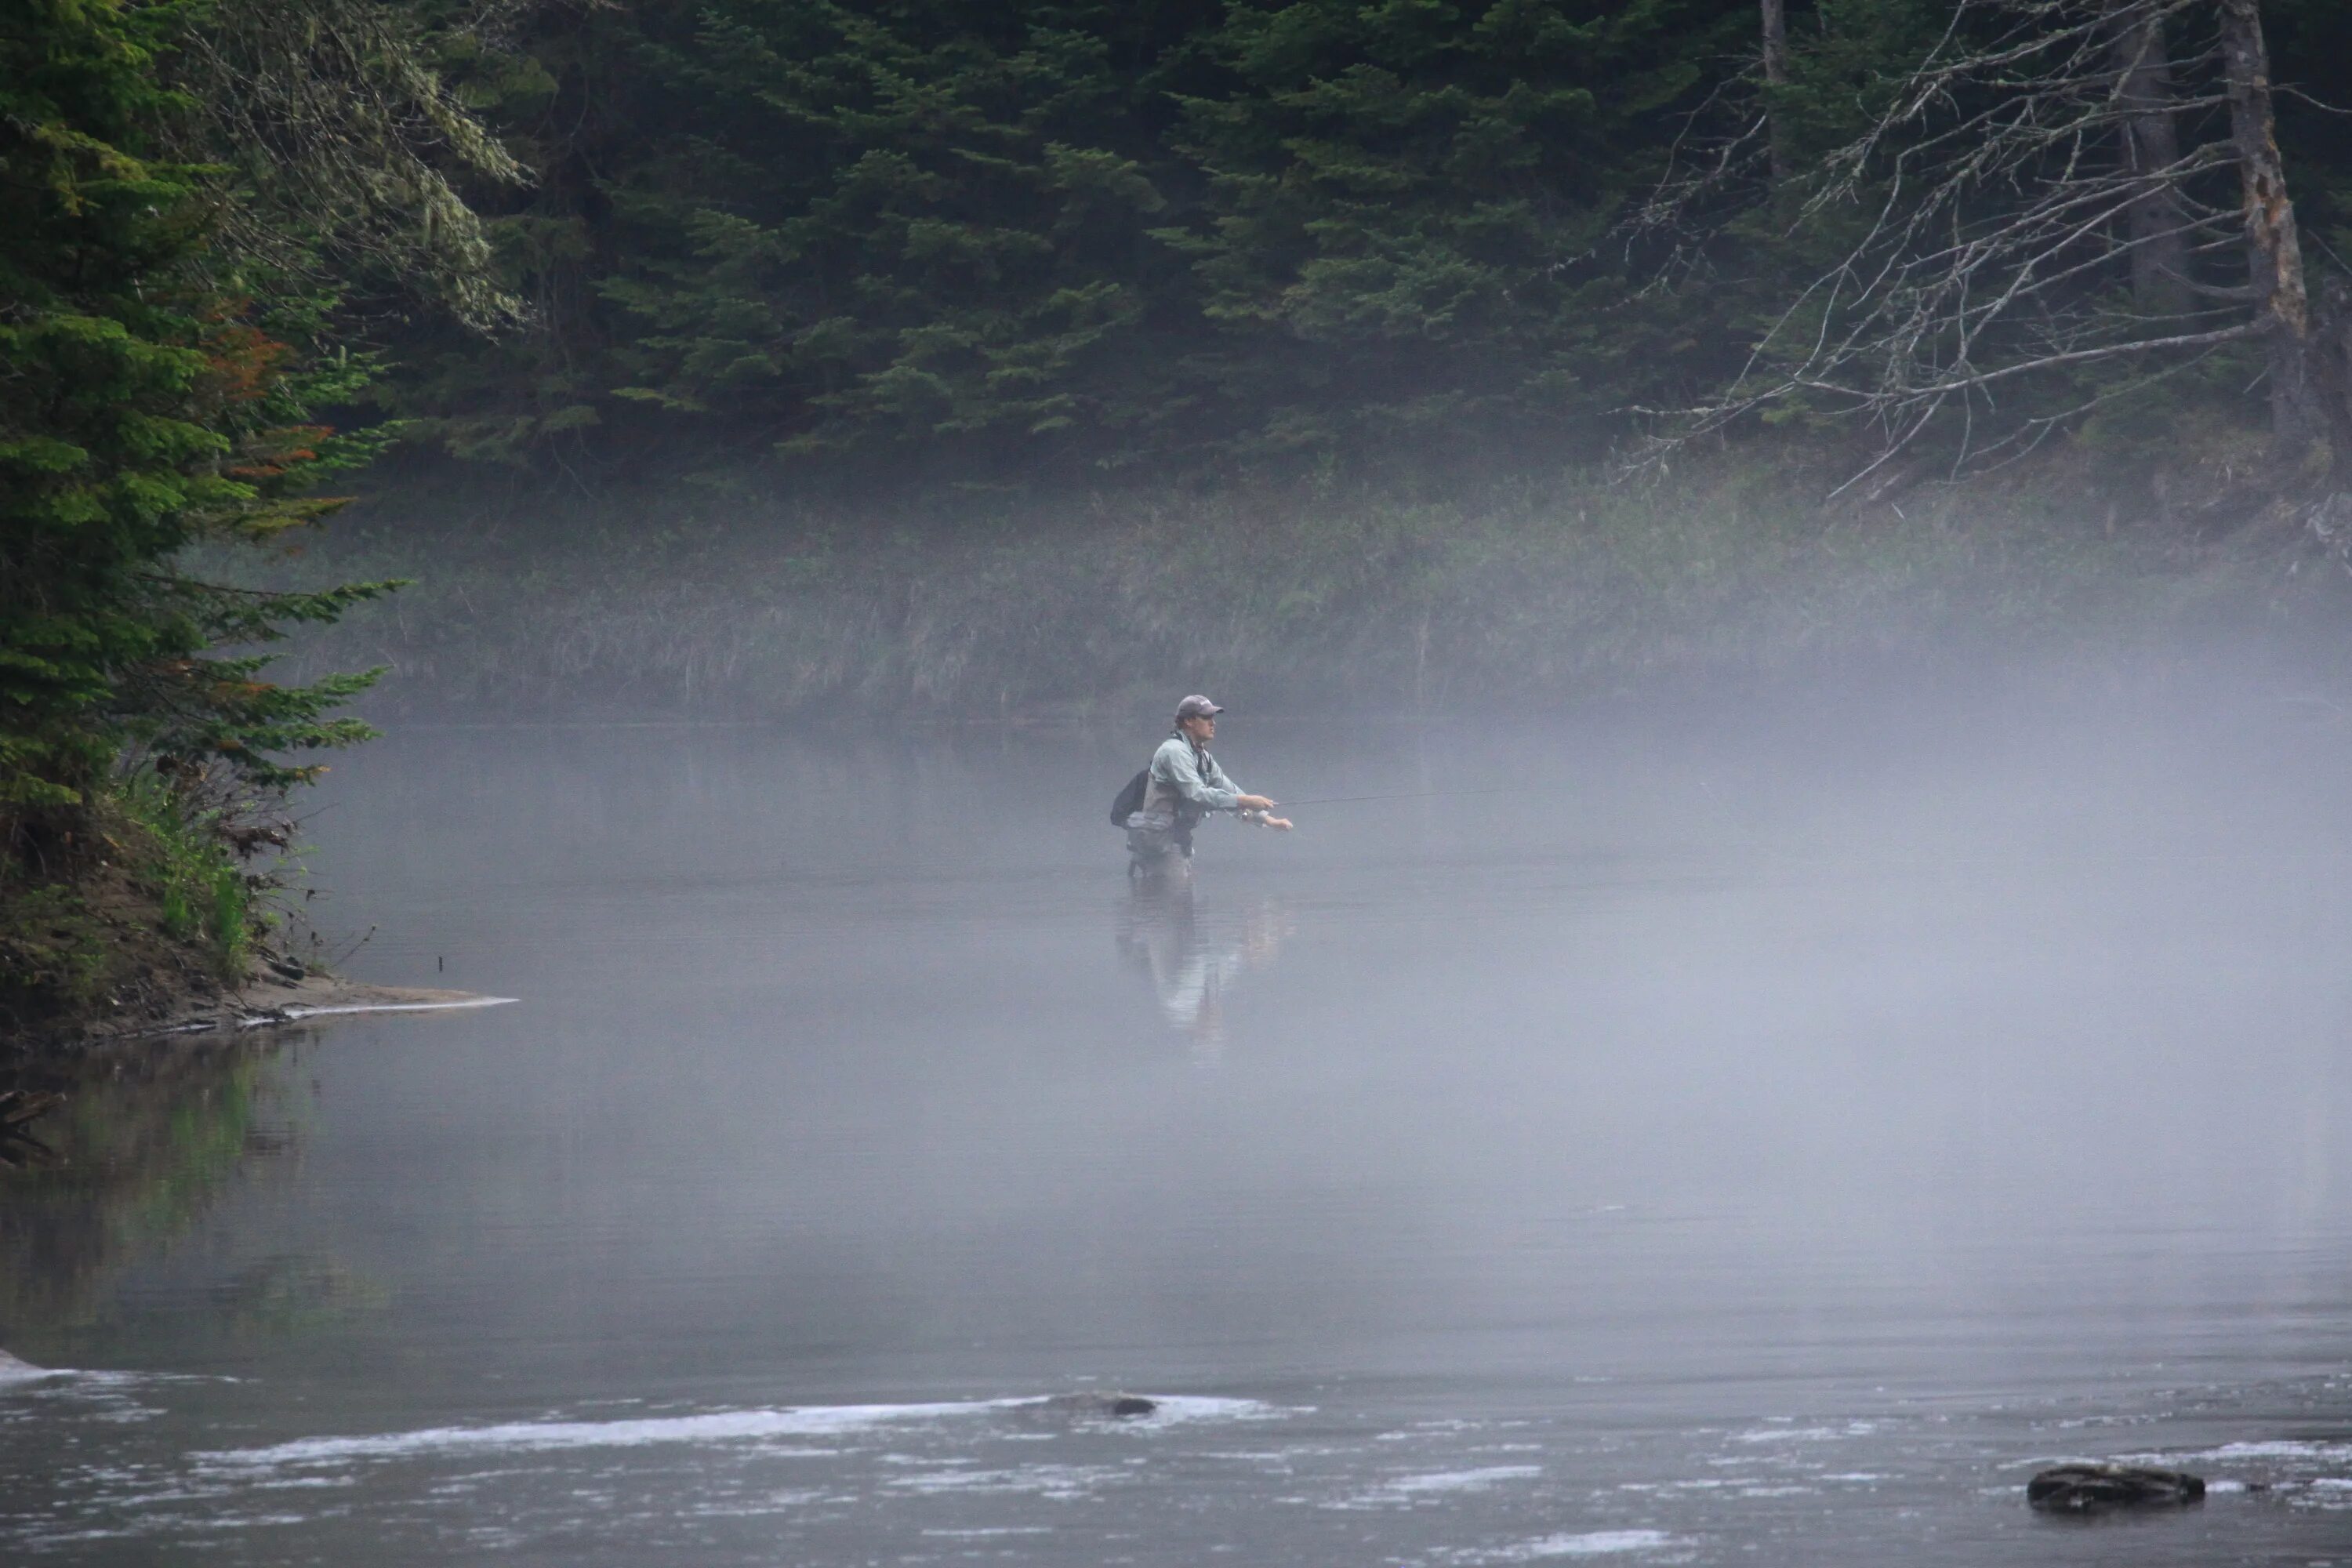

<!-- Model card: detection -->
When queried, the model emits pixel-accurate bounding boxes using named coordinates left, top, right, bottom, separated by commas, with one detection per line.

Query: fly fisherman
left=1126, top=695, right=1290, bottom=879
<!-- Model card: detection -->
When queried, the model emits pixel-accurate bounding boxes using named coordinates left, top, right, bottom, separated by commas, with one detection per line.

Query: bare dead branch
left=1613, top=0, right=2310, bottom=481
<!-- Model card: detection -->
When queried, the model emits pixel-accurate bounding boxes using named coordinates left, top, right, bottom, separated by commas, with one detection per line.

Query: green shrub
left=0, top=884, right=111, bottom=1034
left=115, top=770, right=260, bottom=985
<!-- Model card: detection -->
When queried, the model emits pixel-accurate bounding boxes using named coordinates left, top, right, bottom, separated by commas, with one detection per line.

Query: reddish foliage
left=227, top=423, right=333, bottom=481
left=201, top=318, right=292, bottom=405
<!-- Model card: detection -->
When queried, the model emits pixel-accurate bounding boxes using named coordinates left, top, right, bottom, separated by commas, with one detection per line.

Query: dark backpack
left=1109, top=768, right=1150, bottom=828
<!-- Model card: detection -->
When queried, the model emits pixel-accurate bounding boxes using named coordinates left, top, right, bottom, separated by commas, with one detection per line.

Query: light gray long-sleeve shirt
left=1135, top=734, right=1243, bottom=826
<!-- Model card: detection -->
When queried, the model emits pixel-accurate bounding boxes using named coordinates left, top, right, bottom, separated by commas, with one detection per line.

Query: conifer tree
left=1162, top=0, right=1751, bottom=457
left=2, top=1, right=379, bottom=829
left=594, top=0, right=1201, bottom=469
left=2, top=0, right=513, bottom=1025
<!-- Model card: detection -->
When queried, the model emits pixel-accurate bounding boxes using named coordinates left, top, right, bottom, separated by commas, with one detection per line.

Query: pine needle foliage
left=1162, top=0, right=1748, bottom=458
left=2, top=1, right=393, bottom=835
left=593, top=0, right=1205, bottom=470
left=398, top=0, right=1788, bottom=474
left=3, top=0, right=514, bottom=1031
left=390, top=0, right=2352, bottom=482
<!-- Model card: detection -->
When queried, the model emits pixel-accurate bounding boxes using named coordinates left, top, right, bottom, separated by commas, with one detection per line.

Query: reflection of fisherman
left=1125, top=695, right=1290, bottom=879
left=1116, top=886, right=1295, bottom=1060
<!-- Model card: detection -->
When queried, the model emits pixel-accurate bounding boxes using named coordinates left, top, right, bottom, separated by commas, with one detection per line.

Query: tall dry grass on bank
left=224, top=456, right=2336, bottom=721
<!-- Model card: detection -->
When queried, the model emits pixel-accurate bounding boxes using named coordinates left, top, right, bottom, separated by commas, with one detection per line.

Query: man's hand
left=1261, top=815, right=1294, bottom=832
left=1236, top=793, right=1276, bottom=812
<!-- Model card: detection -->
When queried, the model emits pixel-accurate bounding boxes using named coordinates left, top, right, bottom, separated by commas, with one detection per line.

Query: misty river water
left=5, top=694, right=2352, bottom=1566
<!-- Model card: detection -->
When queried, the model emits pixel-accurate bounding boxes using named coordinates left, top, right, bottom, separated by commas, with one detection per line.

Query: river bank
left=227, top=449, right=2352, bottom=724
left=0, top=769, right=501, bottom=1063
left=5, top=965, right=508, bottom=1065
left=83, top=974, right=508, bottom=1044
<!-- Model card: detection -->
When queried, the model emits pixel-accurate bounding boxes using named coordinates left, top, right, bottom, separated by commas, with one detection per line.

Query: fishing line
left=1275, top=785, right=1527, bottom=808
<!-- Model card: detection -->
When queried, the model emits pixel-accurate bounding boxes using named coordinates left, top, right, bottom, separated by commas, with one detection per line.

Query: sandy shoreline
left=74, top=975, right=515, bottom=1045
left=227, top=975, right=517, bottom=1028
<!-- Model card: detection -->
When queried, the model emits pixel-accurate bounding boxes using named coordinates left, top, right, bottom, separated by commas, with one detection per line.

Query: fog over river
left=5, top=693, right=2352, bottom=1565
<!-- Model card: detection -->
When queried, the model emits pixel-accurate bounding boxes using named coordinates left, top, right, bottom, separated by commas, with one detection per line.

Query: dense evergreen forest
left=340, top=0, right=2347, bottom=481
left=9, top=0, right=2352, bottom=1040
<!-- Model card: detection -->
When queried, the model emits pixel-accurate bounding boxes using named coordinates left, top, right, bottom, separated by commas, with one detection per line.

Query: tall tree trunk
left=1760, top=0, right=1791, bottom=184
left=2105, top=2, right=2190, bottom=317
left=2218, top=0, right=2334, bottom=468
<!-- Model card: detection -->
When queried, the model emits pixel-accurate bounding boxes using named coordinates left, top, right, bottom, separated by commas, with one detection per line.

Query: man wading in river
left=1122, top=695, right=1290, bottom=879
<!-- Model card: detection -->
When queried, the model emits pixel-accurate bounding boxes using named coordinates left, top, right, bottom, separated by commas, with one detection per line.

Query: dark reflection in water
left=0, top=1034, right=326, bottom=1351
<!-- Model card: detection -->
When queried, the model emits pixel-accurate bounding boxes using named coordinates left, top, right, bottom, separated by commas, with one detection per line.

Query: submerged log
left=0, top=1088, right=60, bottom=1130
left=2027, top=1463, right=2205, bottom=1512
left=0, top=1088, right=61, bottom=1168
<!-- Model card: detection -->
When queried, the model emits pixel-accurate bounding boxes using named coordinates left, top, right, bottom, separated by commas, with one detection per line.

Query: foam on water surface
left=194, top=1399, right=1033, bottom=1471
left=1330, top=1464, right=1547, bottom=1510
left=1446, top=1530, right=1689, bottom=1562
left=1123, top=1394, right=1283, bottom=1426
left=886, top=1464, right=1124, bottom=1499
left=193, top=1392, right=1280, bottom=1474
left=2183, top=1439, right=2352, bottom=1463
left=1388, top=1465, right=1544, bottom=1494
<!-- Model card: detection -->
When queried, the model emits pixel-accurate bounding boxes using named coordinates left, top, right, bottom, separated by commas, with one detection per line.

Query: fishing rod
left=1272, top=777, right=1750, bottom=833
left=1271, top=785, right=1526, bottom=808
left=1098, top=761, right=1609, bottom=813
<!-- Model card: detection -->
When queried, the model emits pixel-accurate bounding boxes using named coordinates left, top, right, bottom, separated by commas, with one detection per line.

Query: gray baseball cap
left=1174, top=694, right=1224, bottom=720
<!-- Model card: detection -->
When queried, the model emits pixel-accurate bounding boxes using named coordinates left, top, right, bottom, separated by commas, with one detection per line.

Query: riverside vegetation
left=9, top=0, right=2352, bottom=1041
left=245, top=441, right=2351, bottom=723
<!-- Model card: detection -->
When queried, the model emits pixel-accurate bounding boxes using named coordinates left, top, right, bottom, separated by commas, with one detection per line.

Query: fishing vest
left=1140, top=736, right=1216, bottom=839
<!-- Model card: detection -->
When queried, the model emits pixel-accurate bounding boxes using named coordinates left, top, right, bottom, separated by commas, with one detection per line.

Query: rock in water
left=2027, top=1464, right=2205, bottom=1512
left=1038, top=1392, right=1157, bottom=1419
left=0, top=1350, right=48, bottom=1384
